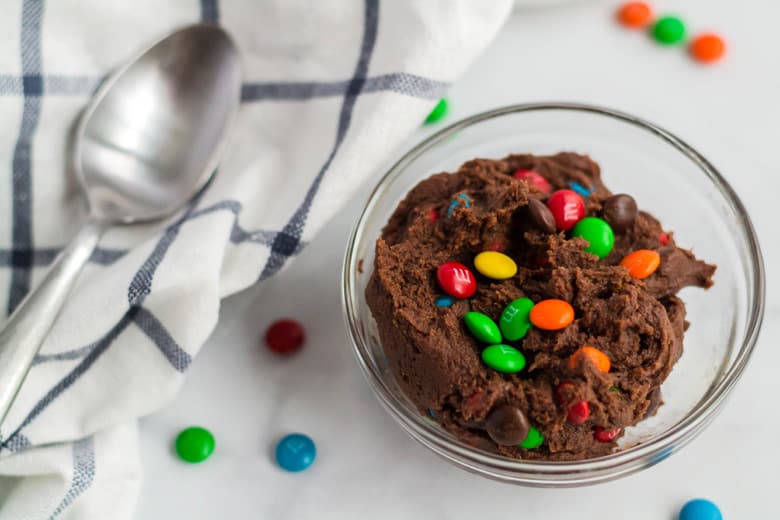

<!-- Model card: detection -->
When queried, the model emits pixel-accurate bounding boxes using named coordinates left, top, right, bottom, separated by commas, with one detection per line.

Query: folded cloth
left=0, top=0, right=510, bottom=517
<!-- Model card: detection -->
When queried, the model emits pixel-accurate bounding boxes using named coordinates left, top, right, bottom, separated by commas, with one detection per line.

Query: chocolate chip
left=526, top=198, right=556, bottom=233
left=643, top=387, right=662, bottom=419
left=602, top=194, right=637, bottom=232
left=484, top=404, right=530, bottom=446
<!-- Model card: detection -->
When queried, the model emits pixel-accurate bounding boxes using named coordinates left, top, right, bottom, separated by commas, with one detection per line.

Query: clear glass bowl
left=342, top=103, right=764, bottom=486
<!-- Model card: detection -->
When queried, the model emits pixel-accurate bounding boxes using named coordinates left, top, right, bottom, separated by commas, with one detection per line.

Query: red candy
left=546, top=190, right=585, bottom=231
left=265, top=319, right=305, bottom=355
left=567, top=400, right=591, bottom=425
left=593, top=426, right=622, bottom=442
left=556, top=382, right=591, bottom=424
left=428, top=208, right=439, bottom=223
left=513, top=169, right=551, bottom=194
left=659, top=232, right=669, bottom=245
left=437, top=261, right=477, bottom=299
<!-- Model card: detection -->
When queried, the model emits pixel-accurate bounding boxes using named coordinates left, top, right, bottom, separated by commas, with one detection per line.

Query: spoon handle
left=0, top=220, right=106, bottom=429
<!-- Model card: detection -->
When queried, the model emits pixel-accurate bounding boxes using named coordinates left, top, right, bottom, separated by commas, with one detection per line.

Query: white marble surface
left=136, top=2, right=780, bottom=518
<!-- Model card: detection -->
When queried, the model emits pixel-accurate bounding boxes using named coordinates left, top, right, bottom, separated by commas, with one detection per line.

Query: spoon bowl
left=76, top=24, right=241, bottom=222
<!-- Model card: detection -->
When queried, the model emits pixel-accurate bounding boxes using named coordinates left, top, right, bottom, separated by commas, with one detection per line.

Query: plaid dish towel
left=0, top=0, right=511, bottom=518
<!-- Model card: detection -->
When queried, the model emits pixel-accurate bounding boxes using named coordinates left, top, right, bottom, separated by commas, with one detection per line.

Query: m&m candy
left=546, top=190, right=585, bottom=231
left=513, top=169, right=551, bottom=194
left=617, top=1, right=653, bottom=28
left=690, top=33, right=726, bottom=64
left=175, top=426, right=215, bottom=463
left=567, top=400, right=591, bottom=425
left=519, top=425, right=544, bottom=449
left=679, top=499, right=722, bottom=520
left=620, top=249, right=661, bottom=279
left=653, top=15, right=686, bottom=45
left=427, top=208, right=439, bottom=223
left=447, top=192, right=472, bottom=218
left=265, top=319, right=306, bottom=356
left=571, top=217, right=615, bottom=259
left=568, top=346, right=611, bottom=373
left=437, top=261, right=477, bottom=298
left=526, top=198, right=556, bottom=233
left=425, top=98, right=449, bottom=124
left=464, top=311, right=502, bottom=344
left=485, top=405, right=530, bottom=446
left=435, top=295, right=454, bottom=307
left=593, top=426, right=622, bottom=443
left=276, top=433, right=317, bottom=472
left=569, top=181, right=591, bottom=197
left=529, top=299, right=575, bottom=330
left=481, top=344, right=526, bottom=374
left=474, top=251, right=517, bottom=280
left=602, top=194, right=637, bottom=233
left=499, top=297, right=534, bottom=341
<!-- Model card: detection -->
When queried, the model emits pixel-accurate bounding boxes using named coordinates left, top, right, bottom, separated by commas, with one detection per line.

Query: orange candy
left=690, top=33, right=726, bottom=63
left=568, top=346, right=611, bottom=373
left=617, top=1, right=653, bottom=28
left=620, top=249, right=661, bottom=279
left=529, top=299, right=574, bottom=331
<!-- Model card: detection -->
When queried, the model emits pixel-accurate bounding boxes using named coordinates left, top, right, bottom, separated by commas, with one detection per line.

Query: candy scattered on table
left=547, top=189, right=585, bottom=231
left=514, top=169, right=551, bottom=194
left=464, top=311, right=502, bottom=344
left=276, top=433, right=317, bottom=472
left=569, top=181, right=591, bottom=197
left=620, top=249, right=661, bottom=279
left=500, top=297, right=534, bottom=341
left=447, top=192, right=472, bottom=217
left=690, top=33, right=726, bottom=63
left=529, top=299, right=575, bottom=330
left=593, top=426, right=622, bottom=443
left=526, top=198, right=557, bottom=233
left=425, top=98, right=449, bottom=124
left=617, top=1, right=653, bottom=28
left=474, top=251, right=517, bottom=280
left=568, top=346, right=611, bottom=373
left=435, top=295, right=454, bottom=307
left=481, top=344, right=527, bottom=374
left=485, top=405, right=530, bottom=446
left=265, top=319, right=306, bottom=356
left=572, top=216, right=615, bottom=259
left=602, top=194, right=637, bottom=233
left=679, top=498, right=722, bottom=520
left=652, top=15, right=686, bottom=45
left=175, top=426, right=215, bottom=463
left=437, top=261, right=477, bottom=298
left=518, top=425, right=544, bottom=449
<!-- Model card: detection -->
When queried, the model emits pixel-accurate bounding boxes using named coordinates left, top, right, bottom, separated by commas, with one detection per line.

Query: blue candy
left=428, top=409, right=436, bottom=418
left=447, top=193, right=472, bottom=217
left=435, top=296, right=454, bottom=307
left=569, top=181, right=592, bottom=197
left=679, top=499, right=722, bottom=520
left=275, top=433, right=316, bottom=472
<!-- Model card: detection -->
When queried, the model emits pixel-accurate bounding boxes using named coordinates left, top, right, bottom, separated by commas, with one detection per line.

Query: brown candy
left=526, top=198, right=556, bottom=233
left=602, top=194, right=637, bottom=232
left=484, top=404, right=530, bottom=446
left=643, top=387, right=662, bottom=419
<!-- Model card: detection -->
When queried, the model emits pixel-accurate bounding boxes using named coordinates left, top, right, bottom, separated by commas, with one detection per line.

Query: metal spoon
left=0, top=24, right=242, bottom=426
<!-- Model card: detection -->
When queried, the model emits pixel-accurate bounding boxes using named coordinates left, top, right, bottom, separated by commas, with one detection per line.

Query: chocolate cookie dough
left=365, top=152, right=715, bottom=460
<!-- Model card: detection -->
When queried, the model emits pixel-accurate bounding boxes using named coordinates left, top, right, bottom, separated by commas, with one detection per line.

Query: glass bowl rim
left=341, top=102, right=765, bottom=482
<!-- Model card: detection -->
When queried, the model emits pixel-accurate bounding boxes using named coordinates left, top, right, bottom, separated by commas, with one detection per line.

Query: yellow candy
left=474, top=251, right=517, bottom=280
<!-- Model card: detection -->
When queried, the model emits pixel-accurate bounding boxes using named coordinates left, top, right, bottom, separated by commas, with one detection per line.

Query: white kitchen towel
left=0, top=0, right=511, bottom=518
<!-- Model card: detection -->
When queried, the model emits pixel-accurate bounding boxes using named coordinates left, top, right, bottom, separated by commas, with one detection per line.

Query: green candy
left=425, top=98, right=449, bottom=124
left=499, top=297, right=534, bottom=341
left=481, top=344, right=526, bottom=374
left=652, top=16, right=686, bottom=45
left=519, top=425, right=544, bottom=449
left=175, top=426, right=215, bottom=463
left=572, top=217, right=614, bottom=259
left=464, top=312, right=501, bottom=344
